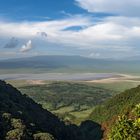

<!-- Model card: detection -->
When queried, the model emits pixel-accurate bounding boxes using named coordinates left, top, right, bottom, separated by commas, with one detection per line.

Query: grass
left=6, top=80, right=114, bottom=124
left=89, top=81, right=140, bottom=92
left=53, top=106, right=75, bottom=114
left=70, top=108, right=94, bottom=124
left=6, top=79, right=140, bottom=125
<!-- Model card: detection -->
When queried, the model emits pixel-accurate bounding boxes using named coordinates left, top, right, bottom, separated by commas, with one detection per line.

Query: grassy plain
left=6, top=75, right=140, bottom=124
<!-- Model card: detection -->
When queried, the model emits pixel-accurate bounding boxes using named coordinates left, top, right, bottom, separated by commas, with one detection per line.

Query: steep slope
left=89, top=85, right=140, bottom=123
left=89, top=85, right=140, bottom=139
left=0, top=80, right=65, bottom=140
left=0, top=80, right=103, bottom=140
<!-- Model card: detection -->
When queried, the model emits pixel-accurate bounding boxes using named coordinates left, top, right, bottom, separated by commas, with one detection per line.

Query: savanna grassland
left=6, top=78, right=140, bottom=124
left=7, top=81, right=114, bottom=124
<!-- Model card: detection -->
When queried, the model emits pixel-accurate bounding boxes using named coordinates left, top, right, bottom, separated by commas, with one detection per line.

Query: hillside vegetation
left=18, top=82, right=113, bottom=110
left=89, top=85, right=140, bottom=123
left=0, top=80, right=103, bottom=140
left=108, top=104, right=140, bottom=140
left=17, top=82, right=114, bottom=124
left=89, top=85, right=140, bottom=139
left=0, top=80, right=140, bottom=140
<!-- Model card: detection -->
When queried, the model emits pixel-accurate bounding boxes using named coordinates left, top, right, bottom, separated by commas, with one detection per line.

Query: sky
left=0, top=0, right=140, bottom=59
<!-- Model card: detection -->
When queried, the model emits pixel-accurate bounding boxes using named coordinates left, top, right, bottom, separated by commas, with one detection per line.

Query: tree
left=33, top=133, right=55, bottom=140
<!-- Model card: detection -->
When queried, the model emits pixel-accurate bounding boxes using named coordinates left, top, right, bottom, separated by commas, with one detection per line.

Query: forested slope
left=0, top=80, right=103, bottom=140
left=89, top=85, right=140, bottom=139
left=90, top=85, right=140, bottom=123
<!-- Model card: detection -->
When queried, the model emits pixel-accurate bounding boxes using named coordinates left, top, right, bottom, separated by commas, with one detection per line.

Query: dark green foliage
left=108, top=104, right=140, bottom=140
left=19, top=82, right=113, bottom=111
left=79, top=120, right=103, bottom=140
left=0, top=80, right=103, bottom=140
left=0, top=80, right=60, bottom=140
left=1, top=113, right=31, bottom=140
left=89, top=85, right=140, bottom=123
left=33, top=133, right=55, bottom=140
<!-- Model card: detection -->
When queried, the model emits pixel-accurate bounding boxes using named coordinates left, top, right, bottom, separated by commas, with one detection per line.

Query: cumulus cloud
left=0, top=14, right=140, bottom=58
left=75, top=0, right=140, bottom=16
left=37, top=32, right=47, bottom=38
left=4, top=37, right=18, bottom=48
left=20, top=40, right=33, bottom=52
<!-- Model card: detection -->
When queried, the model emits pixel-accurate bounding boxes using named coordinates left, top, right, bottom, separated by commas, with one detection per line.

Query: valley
left=1, top=0, right=140, bottom=139
left=2, top=77, right=140, bottom=139
left=6, top=81, right=115, bottom=124
left=6, top=73, right=140, bottom=125
left=1, top=54, right=140, bottom=139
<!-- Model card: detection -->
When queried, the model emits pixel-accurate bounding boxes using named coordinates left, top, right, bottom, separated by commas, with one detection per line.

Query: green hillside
left=88, top=85, right=140, bottom=139
left=18, top=82, right=114, bottom=110
left=89, top=85, right=140, bottom=123
left=108, top=104, right=140, bottom=139
left=17, top=82, right=114, bottom=124
left=0, top=80, right=103, bottom=140
left=0, top=80, right=140, bottom=140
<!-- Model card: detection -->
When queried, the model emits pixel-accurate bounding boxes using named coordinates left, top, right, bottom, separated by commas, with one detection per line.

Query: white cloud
left=89, top=52, right=100, bottom=58
left=0, top=15, right=140, bottom=58
left=20, top=40, right=33, bottom=52
left=75, top=0, right=140, bottom=16
left=4, top=37, right=18, bottom=48
left=0, top=15, right=91, bottom=38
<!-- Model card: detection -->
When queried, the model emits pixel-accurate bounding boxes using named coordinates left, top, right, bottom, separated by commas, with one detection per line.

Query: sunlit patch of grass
left=53, top=106, right=75, bottom=114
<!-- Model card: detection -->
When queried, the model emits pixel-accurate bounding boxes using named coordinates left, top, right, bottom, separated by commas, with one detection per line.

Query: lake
left=0, top=73, right=122, bottom=81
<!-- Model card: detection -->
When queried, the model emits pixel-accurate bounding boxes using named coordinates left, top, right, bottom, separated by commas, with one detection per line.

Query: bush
left=33, top=132, right=55, bottom=140
left=6, top=129, right=24, bottom=140
left=108, top=104, right=140, bottom=140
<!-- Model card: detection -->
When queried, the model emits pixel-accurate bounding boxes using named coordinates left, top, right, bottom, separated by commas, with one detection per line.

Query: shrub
left=33, top=132, right=55, bottom=140
left=108, top=104, right=140, bottom=140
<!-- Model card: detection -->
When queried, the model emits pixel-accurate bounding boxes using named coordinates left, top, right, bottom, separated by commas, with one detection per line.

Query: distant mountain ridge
left=0, top=55, right=140, bottom=73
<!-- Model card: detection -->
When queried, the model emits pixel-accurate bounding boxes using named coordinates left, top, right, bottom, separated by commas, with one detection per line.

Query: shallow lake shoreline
left=0, top=73, right=122, bottom=81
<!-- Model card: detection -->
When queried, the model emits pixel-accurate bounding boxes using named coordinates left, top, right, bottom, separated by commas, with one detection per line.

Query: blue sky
left=0, top=0, right=140, bottom=59
left=0, top=0, right=86, bottom=21
left=0, top=0, right=112, bottom=21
